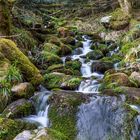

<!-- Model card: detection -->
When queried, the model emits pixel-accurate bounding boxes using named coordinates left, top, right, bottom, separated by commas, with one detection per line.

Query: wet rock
left=73, top=48, right=83, bottom=55
left=92, top=61, right=114, bottom=73
left=11, top=82, right=35, bottom=99
left=86, top=50, right=104, bottom=60
left=2, top=99, right=35, bottom=119
left=129, top=71, right=140, bottom=87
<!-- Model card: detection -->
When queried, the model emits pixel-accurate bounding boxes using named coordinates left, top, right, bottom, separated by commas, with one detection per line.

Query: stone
left=11, top=82, right=35, bottom=99
left=92, top=61, right=114, bottom=73
left=129, top=71, right=140, bottom=87
left=2, top=99, right=35, bottom=119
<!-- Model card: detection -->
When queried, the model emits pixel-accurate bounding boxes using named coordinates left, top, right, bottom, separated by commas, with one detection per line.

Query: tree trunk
left=118, top=0, right=132, bottom=16
left=0, top=0, right=11, bottom=36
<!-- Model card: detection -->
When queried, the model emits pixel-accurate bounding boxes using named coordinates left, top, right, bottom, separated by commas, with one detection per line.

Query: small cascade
left=24, top=87, right=51, bottom=128
left=76, top=96, right=131, bottom=140
left=78, top=80, right=100, bottom=93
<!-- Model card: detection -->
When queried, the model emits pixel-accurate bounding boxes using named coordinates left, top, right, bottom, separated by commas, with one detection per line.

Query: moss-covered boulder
left=2, top=99, right=35, bottom=119
left=103, top=73, right=132, bottom=87
left=44, top=72, right=81, bottom=90
left=58, top=44, right=72, bottom=56
left=0, top=39, right=43, bottom=85
left=43, top=42, right=60, bottom=55
left=109, top=8, right=130, bottom=30
left=86, top=50, right=104, bottom=60
left=61, top=77, right=82, bottom=90
left=0, top=118, right=37, bottom=140
left=38, top=51, right=62, bottom=69
left=11, top=82, right=35, bottom=100
left=48, top=91, right=88, bottom=140
left=65, top=60, right=82, bottom=71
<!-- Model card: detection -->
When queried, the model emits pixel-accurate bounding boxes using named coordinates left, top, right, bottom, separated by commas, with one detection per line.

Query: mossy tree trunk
left=118, top=0, right=132, bottom=16
left=0, top=0, right=11, bottom=36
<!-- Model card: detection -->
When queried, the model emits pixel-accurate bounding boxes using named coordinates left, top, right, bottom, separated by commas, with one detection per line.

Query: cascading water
left=24, top=87, right=51, bottom=128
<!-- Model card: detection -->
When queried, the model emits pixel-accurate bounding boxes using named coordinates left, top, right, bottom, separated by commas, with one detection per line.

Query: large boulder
left=0, top=39, right=43, bottom=85
left=11, top=82, right=35, bottom=99
left=48, top=91, right=88, bottom=139
left=2, top=99, right=35, bottom=119
left=103, top=73, right=132, bottom=87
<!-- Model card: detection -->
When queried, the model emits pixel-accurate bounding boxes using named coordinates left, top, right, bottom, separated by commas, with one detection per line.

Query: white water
left=24, top=87, right=51, bottom=128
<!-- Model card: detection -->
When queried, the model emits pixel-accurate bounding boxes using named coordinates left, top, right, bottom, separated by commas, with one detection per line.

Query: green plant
left=6, top=63, right=23, bottom=84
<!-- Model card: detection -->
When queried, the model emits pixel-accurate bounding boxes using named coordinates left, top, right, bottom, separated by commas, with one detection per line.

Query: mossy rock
left=61, top=77, right=82, bottom=90
left=48, top=91, right=88, bottom=140
left=61, top=36, right=75, bottom=46
left=39, top=51, right=62, bottom=69
left=0, top=39, right=43, bottom=85
left=86, top=50, right=104, bottom=60
left=43, top=43, right=59, bottom=55
left=103, top=73, right=133, bottom=87
left=91, top=44, right=109, bottom=55
left=2, top=99, right=35, bottom=119
left=44, top=72, right=81, bottom=90
left=109, top=8, right=130, bottom=30
left=92, top=61, right=113, bottom=73
left=11, top=82, right=35, bottom=100
left=0, top=117, right=37, bottom=140
left=58, top=44, right=72, bottom=56
left=65, top=60, right=82, bottom=71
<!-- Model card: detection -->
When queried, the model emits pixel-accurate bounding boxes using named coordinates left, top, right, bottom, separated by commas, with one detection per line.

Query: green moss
left=48, top=92, right=86, bottom=140
left=44, top=73, right=64, bottom=89
left=43, top=43, right=59, bottom=55
left=46, top=64, right=64, bottom=73
left=123, top=104, right=138, bottom=138
left=2, top=99, right=34, bottom=119
left=0, top=39, right=43, bottom=85
left=65, top=60, right=81, bottom=71
left=0, top=117, right=36, bottom=140
left=109, top=8, right=130, bottom=30
left=11, top=27, right=37, bottom=52
left=41, top=51, right=62, bottom=66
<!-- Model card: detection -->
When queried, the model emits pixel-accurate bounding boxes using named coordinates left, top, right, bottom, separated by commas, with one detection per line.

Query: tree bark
left=0, top=0, right=11, bottom=36
left=118, top=0, right=132, bottom=16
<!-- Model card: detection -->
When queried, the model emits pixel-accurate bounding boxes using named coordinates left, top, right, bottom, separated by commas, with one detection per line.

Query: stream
left=25, top=36, right=140, bottom=139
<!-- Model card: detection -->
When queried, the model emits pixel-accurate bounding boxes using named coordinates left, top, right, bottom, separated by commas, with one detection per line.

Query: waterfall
left=24, top=87, right=51, bottom=128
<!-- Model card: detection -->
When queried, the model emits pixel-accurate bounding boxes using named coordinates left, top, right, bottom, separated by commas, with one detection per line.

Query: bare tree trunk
left=0, top=0, right=11, bottom=36
left=118, top=0, right=132, bottom=16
